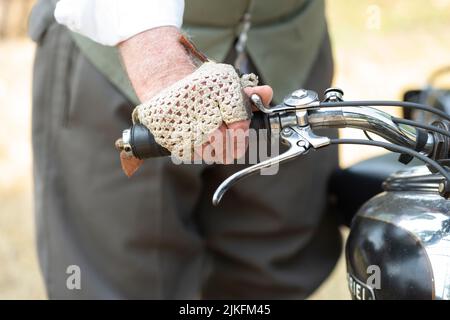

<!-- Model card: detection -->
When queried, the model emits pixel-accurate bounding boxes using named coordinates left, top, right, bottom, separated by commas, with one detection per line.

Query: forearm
left=118, top=26, right=196, bottom=102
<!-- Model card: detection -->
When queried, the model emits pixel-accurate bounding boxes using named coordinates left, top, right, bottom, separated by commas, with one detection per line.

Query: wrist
left=118, top=26, right=196, bottom=102
left=139, top=62, right=195, bottom=101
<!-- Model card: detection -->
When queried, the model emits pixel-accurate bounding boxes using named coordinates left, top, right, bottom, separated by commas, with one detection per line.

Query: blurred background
left=0, top=0, right=450, bottom=299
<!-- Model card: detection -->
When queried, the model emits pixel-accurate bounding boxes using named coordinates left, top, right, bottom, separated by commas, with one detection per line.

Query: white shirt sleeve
left=54, top=0, right=185, bottom=46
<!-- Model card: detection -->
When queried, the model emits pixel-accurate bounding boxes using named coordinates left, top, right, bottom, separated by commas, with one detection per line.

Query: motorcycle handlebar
left=116, top=89, right=444, bottom=162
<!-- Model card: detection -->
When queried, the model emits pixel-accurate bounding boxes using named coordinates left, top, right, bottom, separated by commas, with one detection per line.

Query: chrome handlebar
left=212, top=88, right=436, bottom=205
left=307, top=106, right=434, bottom=154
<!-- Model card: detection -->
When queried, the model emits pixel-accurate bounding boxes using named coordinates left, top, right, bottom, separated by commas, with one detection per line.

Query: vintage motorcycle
left=116, top=84, right=450, bottom=300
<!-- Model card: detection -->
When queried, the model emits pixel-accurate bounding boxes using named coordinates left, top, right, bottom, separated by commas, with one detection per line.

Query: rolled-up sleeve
left=54, top=0, right=185, bottom=46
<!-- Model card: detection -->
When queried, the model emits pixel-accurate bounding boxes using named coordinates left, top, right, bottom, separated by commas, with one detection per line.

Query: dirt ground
left=1, top=0, right=450, bottom=300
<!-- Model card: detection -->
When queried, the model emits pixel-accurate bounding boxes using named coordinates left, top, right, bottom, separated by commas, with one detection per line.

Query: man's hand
left=197, top=85, right=272, bottom=164
left=119, top=27, right=273, bottom=164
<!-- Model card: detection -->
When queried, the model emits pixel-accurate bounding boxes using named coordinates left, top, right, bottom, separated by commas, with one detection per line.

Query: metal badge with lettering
left=347, top=273, right=376, bottom=300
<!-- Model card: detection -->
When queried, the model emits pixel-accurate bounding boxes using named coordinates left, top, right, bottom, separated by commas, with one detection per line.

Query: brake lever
left=212, top=123, right=330, bottom=206
left=212, top=88, right=331, bottom=205
left=212, top=126, right=308, bottom=205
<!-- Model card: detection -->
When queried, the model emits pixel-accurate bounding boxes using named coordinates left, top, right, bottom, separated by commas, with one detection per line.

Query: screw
left=324, top=87, right=344, bottom=102
left=297, top=140, right=306, bottom=147
left=281, top=128, right=292, bottom=137
left=292, top=89, right=308, bottom=98
left=324, top=87, right=344, bottom=95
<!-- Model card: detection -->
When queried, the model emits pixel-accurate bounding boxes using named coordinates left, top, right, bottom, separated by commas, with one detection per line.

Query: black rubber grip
left=129, top=112, right=269, bottom=159
left=130, top=124, right=170, bottom=159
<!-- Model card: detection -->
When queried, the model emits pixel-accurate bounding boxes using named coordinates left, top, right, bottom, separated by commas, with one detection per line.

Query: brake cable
left=329, top=138, right=450, bottom=198
left=318, top=100, right=450, bottom=122
left=392, top=117, right=450, bottom=139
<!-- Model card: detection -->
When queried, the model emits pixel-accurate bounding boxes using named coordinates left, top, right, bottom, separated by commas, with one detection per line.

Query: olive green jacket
left=35, top=0, right=327, bottom=104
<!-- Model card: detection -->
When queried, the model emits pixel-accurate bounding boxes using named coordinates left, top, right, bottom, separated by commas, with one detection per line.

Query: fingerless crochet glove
left=131, top=61, right=258, bottom=160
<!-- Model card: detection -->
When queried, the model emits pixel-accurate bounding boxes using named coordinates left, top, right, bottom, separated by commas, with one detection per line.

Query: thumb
left=244, top=85, right=273, bottom=108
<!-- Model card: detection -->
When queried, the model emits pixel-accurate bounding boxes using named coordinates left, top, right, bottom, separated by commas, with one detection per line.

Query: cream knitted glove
left=131, top=61, right=258, bottom=160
